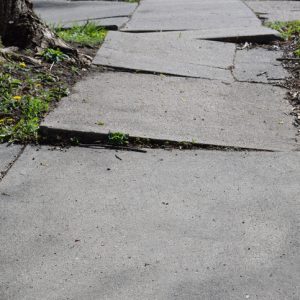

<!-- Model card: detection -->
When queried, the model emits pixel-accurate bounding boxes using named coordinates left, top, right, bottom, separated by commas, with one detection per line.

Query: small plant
left=56, top=23, right=107, bottom=47
left=267, top=21, right=300, bottom=58
left=294, top=49, right=300, bottom=57
left=108, top=131, right=129, bottom=145
left=96, top=121, right=105, bottom=126
left=41, top=48, right=69, bottom=63
left=267, top=20, right=300, bottom=40
left=70, top=137, right=80, bottom=145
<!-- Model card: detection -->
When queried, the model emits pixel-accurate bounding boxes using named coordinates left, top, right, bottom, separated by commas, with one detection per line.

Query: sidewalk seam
left=0, top=145, right=26, bottom=183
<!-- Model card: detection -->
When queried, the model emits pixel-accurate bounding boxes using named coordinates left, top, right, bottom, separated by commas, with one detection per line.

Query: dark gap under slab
left=40, top=127, right=273, bottom=152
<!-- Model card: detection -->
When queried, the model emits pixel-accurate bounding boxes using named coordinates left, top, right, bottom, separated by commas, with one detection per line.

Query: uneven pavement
left=1, top=0, right=300, bottom=299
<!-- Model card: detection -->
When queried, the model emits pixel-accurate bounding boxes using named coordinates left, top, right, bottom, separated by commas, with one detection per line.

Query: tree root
left=0, top=0, right=90, bottom=66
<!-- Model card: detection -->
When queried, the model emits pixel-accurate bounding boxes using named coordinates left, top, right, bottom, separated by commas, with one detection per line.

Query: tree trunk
left=0, top=0, right=73, bottom=51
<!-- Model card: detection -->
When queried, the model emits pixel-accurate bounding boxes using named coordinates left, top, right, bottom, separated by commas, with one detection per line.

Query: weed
left=70, top=137, right=80, bottom=145
left=41, top=48, right=69, bottom=63
left=294, top=49, right=300, bottom=57
left=108, top=131, right=129, bottom=145
left=0, top=63, right=68, bottom=143
left=268, top=21, right=300, bottom=57
left=267, top=20, right=300, bottom=40
left=96, top=121, right=105, bottom=126
left=56, top=23, right=107, bottom=47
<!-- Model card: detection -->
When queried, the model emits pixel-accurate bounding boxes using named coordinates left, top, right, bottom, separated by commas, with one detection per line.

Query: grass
left=0, top=23, right=106, bottom=143
left=267, top=20, right=300, bottom=57
left=108, top=132, right=129, bottom=145
left=55, top=22, right=107, bottom=47
left=0, top=62, right=69, bottom=143
left=267, top=20, right=300, bottom=40
left=1, top=23, right=103, bottom=144
left=41, top=48, right=69, bottom=63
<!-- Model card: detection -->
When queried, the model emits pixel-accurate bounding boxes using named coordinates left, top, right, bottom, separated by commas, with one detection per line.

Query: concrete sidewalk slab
left=233, top=48, right=289, bottom=83
left=93, top=31, right=235, bottom=82
left=122, top=0, right=270, bottom=35
left=245, top=1, right=300, bottom=22
left=41, top=72, right=298, bottom=151
left=0, top=146, right=299, bottom=300
left=33, top=0, right=137, bottom=28
left=0, top=144, right=23, bottom=178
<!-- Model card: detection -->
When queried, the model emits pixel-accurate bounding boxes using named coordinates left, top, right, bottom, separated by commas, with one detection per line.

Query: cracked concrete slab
left=41, top=72, right=298, bottom=151
left=0, top=146, right=299, bottom=300
left=33, top=0, right=137, bottom=29
left=245, top=0, right=300, bottom=22
left=0, top=144, right=23, bottom=178
left=93, top=31, right=235, bottom=82
left=122, top=0, right=273, bottom=37
left=233, top=48, right=289, bottom=84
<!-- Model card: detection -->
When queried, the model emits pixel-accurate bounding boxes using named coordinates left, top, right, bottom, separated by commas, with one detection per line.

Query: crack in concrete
left=120, top=0, right=140, bottom=31
left=230, top=45, right=288, bottom=87
left=0, top=145, right=26, bottom=183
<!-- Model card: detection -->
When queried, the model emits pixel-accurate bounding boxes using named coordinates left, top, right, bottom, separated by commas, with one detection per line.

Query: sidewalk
left=1, top=1, right=299, bottom=299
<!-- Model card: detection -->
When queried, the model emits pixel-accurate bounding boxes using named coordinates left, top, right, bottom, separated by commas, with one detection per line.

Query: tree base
left=0, top=0, right=76, bottom=55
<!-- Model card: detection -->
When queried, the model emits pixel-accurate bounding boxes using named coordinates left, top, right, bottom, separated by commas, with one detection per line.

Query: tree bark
left=0, top=0, right=73, bottom=51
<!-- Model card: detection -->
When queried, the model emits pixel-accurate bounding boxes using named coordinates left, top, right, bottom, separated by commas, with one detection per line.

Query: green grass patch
left=55, top=23, right=107, bottom=47
left=267, top=20, right=300, bottom=40
left=267, top=21, right=300, bottom=57
left=0, top=62, right=69, bottom=143
left=41, top=48, right=69, bottom=63
left=108, top=132, right=129, bottom=145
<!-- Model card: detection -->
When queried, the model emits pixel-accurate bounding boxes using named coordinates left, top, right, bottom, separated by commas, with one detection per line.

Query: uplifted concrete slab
left=33, top=0, right=137, bottom=28
left=157, top=27, right=280, bottom=43
left=41, top=72, right=298, bottom=151
left=245, top=0, right=300, bottom=22
left=122, top=0, right=271, bottom=36
left=233, top=48, right=289, bottom=83
left=93, top=31, right=235, bottom=82
left=1, top=146, right=299, bottom=300
left=0, top=144, right=22, bottom=178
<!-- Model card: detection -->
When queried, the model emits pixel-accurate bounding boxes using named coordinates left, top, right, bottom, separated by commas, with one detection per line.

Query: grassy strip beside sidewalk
left=0, top=23, right=107, bottom=143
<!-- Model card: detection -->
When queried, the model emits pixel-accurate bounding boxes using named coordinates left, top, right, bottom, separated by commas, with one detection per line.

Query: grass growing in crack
left=268, top=21, right=300, bottom=57
left=108, top=132, right=129, bottom=145
left=55, top=23, right=107, bottom=47
left=0, top=62, right=69, bottom=143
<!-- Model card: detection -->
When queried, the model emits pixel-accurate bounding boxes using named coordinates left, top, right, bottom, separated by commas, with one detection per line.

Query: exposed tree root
left=0, top=0, right=90, bottom=65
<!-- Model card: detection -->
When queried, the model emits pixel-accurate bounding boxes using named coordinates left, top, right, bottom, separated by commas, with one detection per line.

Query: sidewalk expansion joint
left=0, top=145, right=26, bottom=183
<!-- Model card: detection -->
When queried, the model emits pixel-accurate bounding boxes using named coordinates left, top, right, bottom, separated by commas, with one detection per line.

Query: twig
left=277, top=58, right=300, bottom=61
left=49, top=61, right=55, bottom=71
left=78, top=143, right=147, bottom=153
